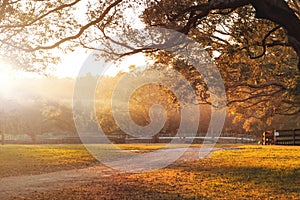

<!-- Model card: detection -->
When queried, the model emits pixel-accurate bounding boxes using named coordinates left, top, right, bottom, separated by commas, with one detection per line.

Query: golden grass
left=0, top=143, right=167, bottom=177
left=2, top=144, right=300, bottom=199
left=0, top=144, right=96, bottom=177
left=121, top=145, right=300, bottom=199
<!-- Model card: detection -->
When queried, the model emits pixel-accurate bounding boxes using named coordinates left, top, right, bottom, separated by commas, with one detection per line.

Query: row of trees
left=0, top=98, right=75, bottom=141
left=1, top=70, right=298, bottom=142
left=93, top=68, right=298, bottom=137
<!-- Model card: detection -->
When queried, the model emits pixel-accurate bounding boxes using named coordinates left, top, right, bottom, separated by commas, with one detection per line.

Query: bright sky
left=0, top=62, right=15, bottom=96
left=54, top=50, right=149, bottom=78
left=0, top=0, right=147, bottom=79
left=52, top=0, right=146, bottom=78
left=0, top=49, right=149, bottom=79
left=53, top=49, right=88, bottom=78
left=0, top=52, right=151, bottom=100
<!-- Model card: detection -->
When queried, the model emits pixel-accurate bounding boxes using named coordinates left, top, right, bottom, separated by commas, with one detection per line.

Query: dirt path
left=0, top=147, right=228, bottom=199
left=0, top=165, right=116, bottom=199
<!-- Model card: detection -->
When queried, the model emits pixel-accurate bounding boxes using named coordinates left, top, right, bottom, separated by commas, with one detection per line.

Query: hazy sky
left=0, top=0, right=149, bottom=101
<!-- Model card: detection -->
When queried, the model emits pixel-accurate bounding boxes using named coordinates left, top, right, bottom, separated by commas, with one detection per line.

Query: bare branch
left=19, top=0, right=123, bottom=52
left=227, top=81, right=287, bottom=90
left=227, top=88, right=282, bottom=105
left=247, top=25, right=281, bottom=59
left=0, top=0, right=81, bottom=29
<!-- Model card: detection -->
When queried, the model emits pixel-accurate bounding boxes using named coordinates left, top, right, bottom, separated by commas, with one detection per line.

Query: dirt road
left=0, top=147, right=226, bottom=199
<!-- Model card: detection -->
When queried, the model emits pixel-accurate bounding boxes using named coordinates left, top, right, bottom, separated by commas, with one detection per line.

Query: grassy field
left=0, top=144, right=169, bottom=177
left=1, top=144, right=300, bottom=199
left=0, top=143, right=233, bottom=178
left=0, top=144, right=96, bottom=177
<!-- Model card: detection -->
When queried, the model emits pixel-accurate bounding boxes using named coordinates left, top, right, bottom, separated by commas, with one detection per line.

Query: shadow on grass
left=11, top=165, right=300, bottom=200
left=168, top=163, right=300, bottom=197
left=11, top=176, right=198, bottom=200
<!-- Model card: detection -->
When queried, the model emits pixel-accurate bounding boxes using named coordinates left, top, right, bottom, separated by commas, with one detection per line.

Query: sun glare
left=104, top=53, right=152, bottom=76
left=0, top=60, right=15, bottom=96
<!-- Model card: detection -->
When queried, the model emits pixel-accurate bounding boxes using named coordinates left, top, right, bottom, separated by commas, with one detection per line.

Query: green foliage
left=0, top=144, right=96, bottom=178
left=0, top=143, right=166, bottom=178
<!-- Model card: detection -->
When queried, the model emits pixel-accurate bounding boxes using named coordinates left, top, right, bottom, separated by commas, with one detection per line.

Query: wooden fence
left=262, top=129, right=300, bottom=145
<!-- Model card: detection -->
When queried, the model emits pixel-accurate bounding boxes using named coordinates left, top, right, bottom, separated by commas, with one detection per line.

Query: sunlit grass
left=120, top=145, right=300, bottom=199
left=2, top=145, right=299, bottom=199
left=0, top=144, right=169, bottom=178
left=0, top=145, right=97, bottom=178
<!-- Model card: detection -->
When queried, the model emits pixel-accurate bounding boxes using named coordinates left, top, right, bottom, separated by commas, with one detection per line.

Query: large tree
left=140, top=0, right=300, bottom=129
left=1, top=0, right=300, bottom=130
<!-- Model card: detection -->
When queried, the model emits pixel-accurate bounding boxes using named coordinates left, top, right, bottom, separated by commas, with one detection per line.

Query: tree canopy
left=1, top=0, right=299, bottom=67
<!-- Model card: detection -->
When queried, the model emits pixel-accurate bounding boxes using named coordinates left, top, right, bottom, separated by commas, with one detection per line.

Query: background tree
left=41, top=101, right=76, bottom=134
left=95, top=67, right=182, bottom=138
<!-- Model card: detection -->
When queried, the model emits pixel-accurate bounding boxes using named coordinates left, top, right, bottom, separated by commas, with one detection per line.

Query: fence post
left=274, top=130, right=277, bottom=145
left=1, top=131, right=4, bottom=145
left=293, top=129, right=296, bottom=145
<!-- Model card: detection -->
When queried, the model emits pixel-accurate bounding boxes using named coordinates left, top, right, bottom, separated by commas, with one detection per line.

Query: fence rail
left=262, top=129, right=300, bottom=146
